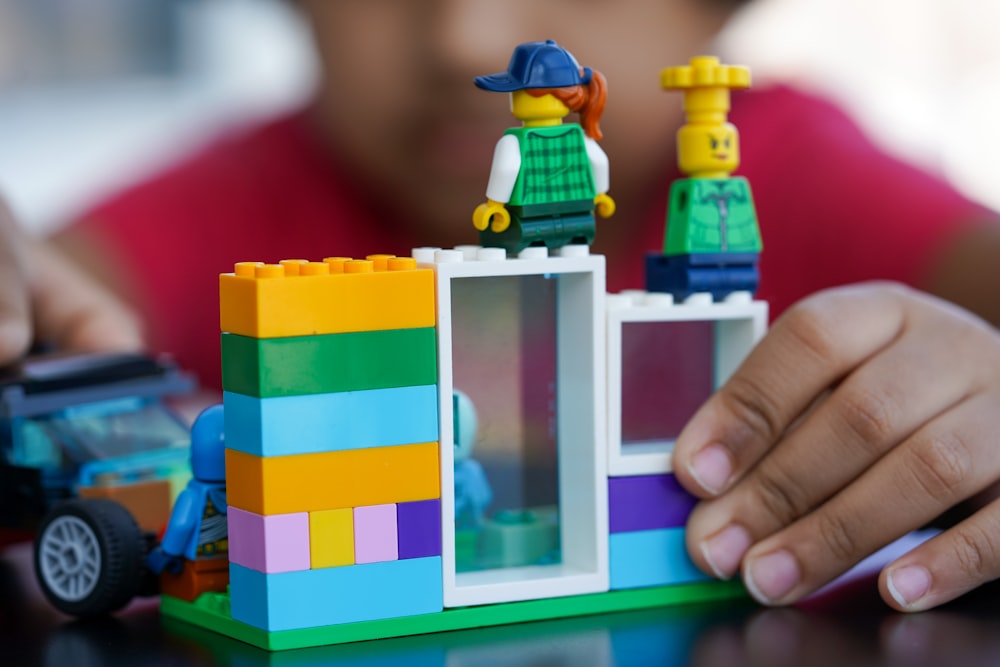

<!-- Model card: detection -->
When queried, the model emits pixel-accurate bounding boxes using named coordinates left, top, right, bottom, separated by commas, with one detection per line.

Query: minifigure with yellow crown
left=647, top=56, right=762, bottom=301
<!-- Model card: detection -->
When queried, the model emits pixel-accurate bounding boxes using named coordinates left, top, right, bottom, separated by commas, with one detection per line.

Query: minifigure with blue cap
left=472, top=40, right=615, bottom=254
left=146, top=404, right=230, bottom=601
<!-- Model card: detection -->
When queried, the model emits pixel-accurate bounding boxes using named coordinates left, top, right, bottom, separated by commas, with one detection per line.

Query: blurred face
left=298, top=0, right=732, bottom=246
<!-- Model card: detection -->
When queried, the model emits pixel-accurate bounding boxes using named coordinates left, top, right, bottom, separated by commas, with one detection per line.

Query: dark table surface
left=4, top=534, right=1000, bottom=667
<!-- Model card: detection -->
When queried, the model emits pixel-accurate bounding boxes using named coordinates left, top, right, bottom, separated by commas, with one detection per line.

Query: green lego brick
left=161, top=580, right=746, bottom=651
left=221, top=328, right=437, bottom=398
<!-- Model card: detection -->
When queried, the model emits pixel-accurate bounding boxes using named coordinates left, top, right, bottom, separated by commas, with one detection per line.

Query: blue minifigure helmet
left=475, top=40, right=591, bottom=92
left=190, top=404, right=225, bottom=483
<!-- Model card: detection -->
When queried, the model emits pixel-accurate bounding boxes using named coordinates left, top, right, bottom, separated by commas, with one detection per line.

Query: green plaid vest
left=506, top=124, right=596, bottom=207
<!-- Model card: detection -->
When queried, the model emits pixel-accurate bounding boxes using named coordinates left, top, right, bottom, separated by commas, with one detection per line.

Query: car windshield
left=32, top=397, right=189, bottom=464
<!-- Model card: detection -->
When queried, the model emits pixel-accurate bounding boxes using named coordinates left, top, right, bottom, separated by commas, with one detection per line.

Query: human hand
left=594, top=192, right=616, bottom=218
left=0, top=195, right=142, bottom=365
left=472, top=199, right=511, bottom=233
left=672, top=282, right=1000, bottom=611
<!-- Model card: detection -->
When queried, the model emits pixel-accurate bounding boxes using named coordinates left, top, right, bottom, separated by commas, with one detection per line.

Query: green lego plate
left=160, top=580, right=747, bottom=651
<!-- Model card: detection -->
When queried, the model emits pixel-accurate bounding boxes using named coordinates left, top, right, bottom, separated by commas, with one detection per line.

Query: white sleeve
left=585, top=137, right=610, bottom=194
left=484, top=134, right=521, bottom=203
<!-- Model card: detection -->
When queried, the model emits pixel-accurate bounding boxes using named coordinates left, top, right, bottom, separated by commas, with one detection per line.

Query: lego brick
left=226, top=442, right=440, bottom=515
left=397, top=499, right=442, bottom=560
left=609, top=528, right=711, bottom=590
left=607, top=475, right=697, bottom=533
left=229, top=557, right=444, bottom=632
left=221, top=327, right=437, bottom=398
left=159, top=557, right=229, bottom=603
left=228, top=507, right=311, bottom=573
left=309, top=508, right=355, bottom=569
left=224, top=385, right=439, bottom=457
left=421, top=247, right=609, bottom=609
left=78, top=478, right=172, bottom=533
left=605, top=291, right=767, bottom=476
left=353, top=504, right=398, bottom=564
left=220, top=257, right=435, bottom=339
left=478, top=507, right=559, bottom=569
left=161, top=580, right=745, bottom=651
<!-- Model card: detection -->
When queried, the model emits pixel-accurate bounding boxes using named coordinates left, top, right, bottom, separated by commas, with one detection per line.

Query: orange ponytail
left=527, top=68, right=608, bottom=140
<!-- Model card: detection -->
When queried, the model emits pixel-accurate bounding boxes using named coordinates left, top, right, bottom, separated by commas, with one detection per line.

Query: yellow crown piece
left=661, top=56, right=750, bottom=91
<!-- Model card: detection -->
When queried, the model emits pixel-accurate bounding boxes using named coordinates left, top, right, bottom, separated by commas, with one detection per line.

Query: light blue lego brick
left=230, top=556, right=444, bottom=632
left=224, top=385, right=439, bottom=457
left=609, top=528, right=711, bottom=590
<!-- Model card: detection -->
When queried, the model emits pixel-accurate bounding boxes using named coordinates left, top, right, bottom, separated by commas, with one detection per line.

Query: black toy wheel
left=34, top=498, right=145, bottom=616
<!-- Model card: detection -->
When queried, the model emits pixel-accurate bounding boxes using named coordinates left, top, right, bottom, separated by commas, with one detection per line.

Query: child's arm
left=0, top=193, right=142, bottom=364
left=672, top=282, right=1000, bottom=611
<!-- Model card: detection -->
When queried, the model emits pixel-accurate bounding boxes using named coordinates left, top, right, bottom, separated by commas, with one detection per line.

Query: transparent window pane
left=620, top=320, right=714, bottom=456
left=451, top=275, right=561, bottom=573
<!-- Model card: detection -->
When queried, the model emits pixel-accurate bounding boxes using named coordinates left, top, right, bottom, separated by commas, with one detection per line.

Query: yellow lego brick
left=220, top=255, right=435, bottom=338
left=309, top=508, right=355, bottom=569
left=226, top=442, right=440, bottom=515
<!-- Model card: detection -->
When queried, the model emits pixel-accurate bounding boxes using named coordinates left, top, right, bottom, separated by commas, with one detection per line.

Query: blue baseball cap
left=475, top=40, right=592, bottom=92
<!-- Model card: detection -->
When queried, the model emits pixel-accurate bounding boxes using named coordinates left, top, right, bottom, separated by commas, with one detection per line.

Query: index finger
left=672, top=283, right=912, bottom=498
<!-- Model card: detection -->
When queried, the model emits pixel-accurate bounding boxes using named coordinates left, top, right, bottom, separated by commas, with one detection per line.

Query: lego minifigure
left=646, top=56, right=762, bottom=301
left=146, top=404, right=229, bottom=601
left=452, top=390, right=491, bottom=530
left=472, top=40, right=615, bottom=254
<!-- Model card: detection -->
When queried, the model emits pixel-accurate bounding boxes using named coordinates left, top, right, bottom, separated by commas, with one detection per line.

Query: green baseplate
left=160, top=580, right=747, bottom=651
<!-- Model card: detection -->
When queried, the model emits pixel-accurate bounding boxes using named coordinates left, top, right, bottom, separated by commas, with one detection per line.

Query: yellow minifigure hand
left=472, top=199, right=511, bottom=233
left=594, top=193, right=616, bottom=218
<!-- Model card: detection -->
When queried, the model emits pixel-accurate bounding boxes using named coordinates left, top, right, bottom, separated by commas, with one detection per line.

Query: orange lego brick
left=219, top=256, right=435, bottom=338
left=226, top=442, right=440, bottom=515
left=78, top=479, right=172, bottom=533
left=160, top=557, right=230, bottom=603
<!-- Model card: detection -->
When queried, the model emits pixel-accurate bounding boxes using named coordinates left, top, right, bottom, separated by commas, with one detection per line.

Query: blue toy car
left=0, top=352, right=196, bottom=615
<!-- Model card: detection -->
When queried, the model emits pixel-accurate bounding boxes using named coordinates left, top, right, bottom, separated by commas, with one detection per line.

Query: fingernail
left=745, top=550, right=800, bottom=603
left=689, top=444, right=732, bottom=494
left=887, top=565, right=931, bottom=608
left=702, top=524, right=752, bottom=579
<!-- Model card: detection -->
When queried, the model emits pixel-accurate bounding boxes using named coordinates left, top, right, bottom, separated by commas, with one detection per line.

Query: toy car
left=0, top=351, right=195, bottom=615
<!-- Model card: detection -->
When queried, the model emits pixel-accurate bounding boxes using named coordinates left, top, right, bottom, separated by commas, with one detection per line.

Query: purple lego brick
left=397, top=498, right=442, bottom=559
left=228, top=506, right=311, bottom=573
left=354, top=504, right=399, bottom=564
left=608, top=474, right=698, bottom=533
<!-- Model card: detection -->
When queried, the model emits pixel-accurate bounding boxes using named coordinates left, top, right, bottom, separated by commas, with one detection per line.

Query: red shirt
left=80, top=87, right=985, bottom=388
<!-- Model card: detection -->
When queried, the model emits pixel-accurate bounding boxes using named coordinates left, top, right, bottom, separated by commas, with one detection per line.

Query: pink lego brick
left=353, top=504, right=398, bottom=564
left=228, top=506, right=311, bottom=573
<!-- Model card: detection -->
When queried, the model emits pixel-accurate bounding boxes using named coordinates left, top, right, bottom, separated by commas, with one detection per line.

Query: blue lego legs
left=645, top=252, right=759, bottom=301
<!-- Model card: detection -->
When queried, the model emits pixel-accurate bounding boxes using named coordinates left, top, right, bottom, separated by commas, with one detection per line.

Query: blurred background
left=0, top=0, right=996, bottom=234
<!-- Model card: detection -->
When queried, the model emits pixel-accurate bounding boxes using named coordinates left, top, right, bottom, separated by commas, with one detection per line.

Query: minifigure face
left=677, top=122, right=740, bottom=177
left=510, top=91, right=570, bottom=123
left=295, top=0, right=736, bottom=246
